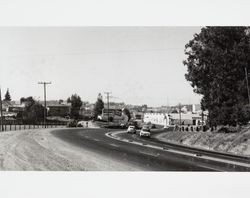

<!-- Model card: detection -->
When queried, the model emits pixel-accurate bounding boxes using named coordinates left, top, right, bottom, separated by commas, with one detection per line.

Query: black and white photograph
left=1, top=1, right=250, bottom=198
left=1, top=26, right=250, bottom=171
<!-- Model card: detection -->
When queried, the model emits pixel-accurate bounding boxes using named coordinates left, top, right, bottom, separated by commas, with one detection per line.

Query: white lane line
left=109, top=143, right=119, bottom=147
left=105, top=131, right=250, bottom=168
left=93, top=138, right=100, bottom=142
left=139, top=151, right=160, bottom=157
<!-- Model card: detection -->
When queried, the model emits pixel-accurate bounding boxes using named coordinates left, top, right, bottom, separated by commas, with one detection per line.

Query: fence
left=0, top=122, right=67, bottom=132
left=174, top=125, right=209, bottom=132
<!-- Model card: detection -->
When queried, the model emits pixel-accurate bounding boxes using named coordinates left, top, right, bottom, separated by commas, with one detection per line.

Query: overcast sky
left=0, top=27, right=202, bottom=106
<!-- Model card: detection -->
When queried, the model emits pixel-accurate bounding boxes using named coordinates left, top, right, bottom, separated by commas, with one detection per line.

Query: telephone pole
left=0, top=87, right=4, bottom=131
left=38, top=82, right=51, bottom=128
left=179, top=103, right=182, bottom=126
left=104, top=92, right=112, bottom=127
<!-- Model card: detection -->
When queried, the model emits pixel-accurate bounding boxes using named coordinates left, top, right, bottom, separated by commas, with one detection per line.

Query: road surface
left=0, top=128, right=249, bottom=171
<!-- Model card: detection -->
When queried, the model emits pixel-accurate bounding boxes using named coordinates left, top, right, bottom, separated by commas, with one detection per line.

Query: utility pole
left=179, top=103, right=182, bottom=126
left=104, top=92, right=112, bottom=127
left=245, top=67, right=250, bottom=105
left=0, top=87, right=4, bottom=132
left=38, top=82, right=51, bottom=128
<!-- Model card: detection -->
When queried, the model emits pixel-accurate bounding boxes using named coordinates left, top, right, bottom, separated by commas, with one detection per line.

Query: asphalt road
left=52, top=128, right=221, bottom=171
left=1, top=127, right=249, bottom=171
left=108, top=130, right=250, bottom=171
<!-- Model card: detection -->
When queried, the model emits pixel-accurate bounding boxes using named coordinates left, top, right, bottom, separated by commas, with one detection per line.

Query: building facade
left=143, top=113, right=170, bottom=128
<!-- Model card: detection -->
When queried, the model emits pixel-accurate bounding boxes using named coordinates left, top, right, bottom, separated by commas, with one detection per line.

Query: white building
left=169, top=112, right=205, bottom=126
left=143, top=113, right=170, bottom=128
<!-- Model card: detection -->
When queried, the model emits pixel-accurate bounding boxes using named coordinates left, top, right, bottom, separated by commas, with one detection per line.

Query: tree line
left=2, top=90, right=131, bottom=124
left=184, top=26, right=250, bottom=127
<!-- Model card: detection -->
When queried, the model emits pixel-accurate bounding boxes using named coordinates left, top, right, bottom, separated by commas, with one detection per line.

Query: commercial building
left=169, top=113, right=205, bottom=126
left=143, top=111, right=205, bottom=127
left=47, top=104, right=71, bottom=117
left=143, top=112, right=170, bottom=128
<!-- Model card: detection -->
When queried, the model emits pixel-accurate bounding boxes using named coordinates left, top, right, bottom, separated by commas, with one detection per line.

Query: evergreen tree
left=4, top=88, right=11, bottom=101
left=184, top=27, right=250, bottom=126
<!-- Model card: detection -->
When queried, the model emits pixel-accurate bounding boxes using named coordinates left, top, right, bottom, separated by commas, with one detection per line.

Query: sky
left=0, top=27, right=202, bottom=107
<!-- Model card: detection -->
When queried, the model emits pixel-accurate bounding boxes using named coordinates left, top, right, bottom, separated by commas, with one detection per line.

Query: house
left=2, top=101, right=14, bottom=111
left=7, top=104, right=25, bottom=113
left=47, top=104, right=71, bottom=117
left=79, top=107, right=93, bottom=118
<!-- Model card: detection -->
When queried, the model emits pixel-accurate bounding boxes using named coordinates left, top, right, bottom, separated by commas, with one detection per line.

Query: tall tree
left=4, top=88, right=11, bottom=101
left=59, top=99, right=64, bottom=104
left=20, top=96, right=35, bottom=109
left=66, top=97, right=71, bottom=104
left=67, top=94, right=83, bottom=119
left=123, top=108, right=131, bottom=121
left=93, top=93, right=104, bottom=119
left=183, top=27, right=250, bottom=126
left=19, top=96, right=45, bottom=123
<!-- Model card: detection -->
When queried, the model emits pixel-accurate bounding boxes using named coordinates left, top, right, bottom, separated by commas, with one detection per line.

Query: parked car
left=127, top=125, right=136, bottom=134
left=67, top=120, right=77, bottom=127
left=139, top=125, right=151, bottom=137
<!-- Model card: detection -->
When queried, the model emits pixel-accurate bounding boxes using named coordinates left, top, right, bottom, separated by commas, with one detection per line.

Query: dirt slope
left=0, top=129, right=139, bottom=171
left=155, top=126, right=250, bottom=156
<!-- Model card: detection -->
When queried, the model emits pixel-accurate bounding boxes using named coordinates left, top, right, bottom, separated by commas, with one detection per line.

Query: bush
left=217, top=126, right=239, bottom=133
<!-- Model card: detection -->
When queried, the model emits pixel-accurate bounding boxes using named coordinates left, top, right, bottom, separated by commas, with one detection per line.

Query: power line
left=38, top=82, right=51, bottom=128
left=0, top=48, right=184, bottom=58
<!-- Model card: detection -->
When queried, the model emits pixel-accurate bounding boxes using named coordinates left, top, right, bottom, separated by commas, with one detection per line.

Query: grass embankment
left=155, top=126, right=250, bottom=156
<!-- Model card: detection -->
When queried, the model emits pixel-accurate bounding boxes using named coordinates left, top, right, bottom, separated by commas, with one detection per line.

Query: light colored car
left=77, top=121, right=85, bottom=127
left=127, top=125, right=136, bottom=134
left=139, top=126, right=151, bottom=137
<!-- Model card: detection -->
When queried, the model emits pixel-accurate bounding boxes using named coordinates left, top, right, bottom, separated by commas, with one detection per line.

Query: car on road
left=127, top=125, right=136, bottom=134
left=77, top=121, right=85, bottom=127
left=139, top=125, right=151, bottom=137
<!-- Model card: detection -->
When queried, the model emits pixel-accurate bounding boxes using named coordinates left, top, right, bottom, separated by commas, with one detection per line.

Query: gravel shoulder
left=0, top=128, right=141, bottom=171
